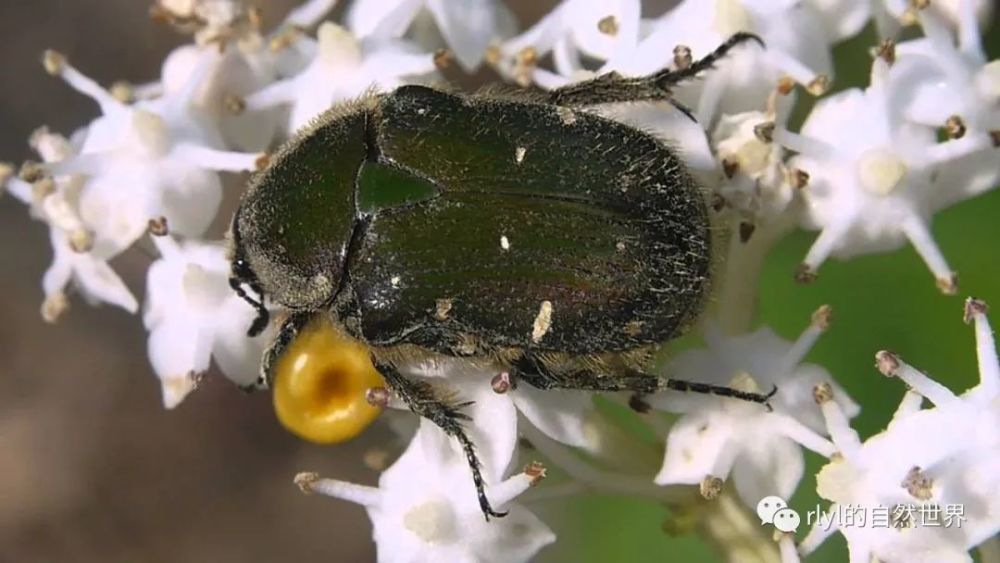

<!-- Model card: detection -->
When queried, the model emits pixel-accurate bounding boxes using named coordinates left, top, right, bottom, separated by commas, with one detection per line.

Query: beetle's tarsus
left=511, top=352, right=777, bottom=409
left=669, top=98, right=697, bottom=122
left=547, top=32, right=765, bottom=108
left=652, top=32, right=764, bottom=91
left=373, top=358, right=508, bottom=520
left=661, top=378, right=777, bottom=409
left=764, top=384, right=779, bottom=412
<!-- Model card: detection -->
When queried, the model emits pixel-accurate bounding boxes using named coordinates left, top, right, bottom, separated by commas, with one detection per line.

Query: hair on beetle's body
left=229, top=32, right=773, bottom=520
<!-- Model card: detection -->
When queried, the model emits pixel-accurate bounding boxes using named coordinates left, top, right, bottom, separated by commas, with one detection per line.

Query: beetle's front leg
left=371, top=357, right=508, bottom=521
left=547, top=32, right=764, bottom=109
left=244, top=310, right=314, bottom=391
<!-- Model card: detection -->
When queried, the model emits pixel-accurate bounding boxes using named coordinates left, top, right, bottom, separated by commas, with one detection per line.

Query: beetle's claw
left=482, top=506, right=509, bottom=521
left=764, top=384, right=779, bottom=412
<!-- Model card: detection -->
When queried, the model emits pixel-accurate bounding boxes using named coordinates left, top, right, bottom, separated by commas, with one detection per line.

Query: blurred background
left=0, top=1, right=997, bottom=562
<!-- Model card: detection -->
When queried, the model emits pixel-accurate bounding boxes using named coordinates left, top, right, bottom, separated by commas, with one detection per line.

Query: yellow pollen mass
left=272, top=316, right=384, bottom=444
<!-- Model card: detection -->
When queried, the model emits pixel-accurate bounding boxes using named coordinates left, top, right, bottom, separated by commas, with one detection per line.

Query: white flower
left=779, top=57, right=996, bottom=293
left=500, top=0, right=846, bottom=126
left=402, top=358, right=604, bottom=466
left=807, top=0, right=871, bottom=42
left=641, top=0, right=835, bottom=124
left=38, top=226, right=138, bottom=322
left=494, top=0, right=642, bottom=87
left=875, top=0, right=994, bottom=39
left=39, top=50, right=263, bottom=259
left=152, top=0, right=341, bottom=150
left=651, top=307, right=857, bottom=507
left=143, top=235, right=267, bottom=408
left=295, top=422, right=554, bottom=563
left=243, top=22, right=438, bottom=135
left=711, top=92, right=797, bottom=221
left=4, top=130, right=138, bottom=321
left=800, top=298, right=1000, bottom=562
left=347, top=0, right=517, bottom=71
left=895, top=7, right=999, bottom=133
left=889, top=8, right=1000, bottom=202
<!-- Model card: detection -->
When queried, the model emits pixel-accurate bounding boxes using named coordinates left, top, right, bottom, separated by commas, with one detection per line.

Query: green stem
left=522, top=423, right=694, bottom=505
left=697, top=489, right=781, bottom=563
left=980, top=537, right=1000, bottom=563
left=715, top=215, right=797, bottom=335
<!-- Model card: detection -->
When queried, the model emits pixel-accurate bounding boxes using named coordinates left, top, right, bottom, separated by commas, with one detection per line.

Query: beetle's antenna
left=229, top=276, right=270, bottom=337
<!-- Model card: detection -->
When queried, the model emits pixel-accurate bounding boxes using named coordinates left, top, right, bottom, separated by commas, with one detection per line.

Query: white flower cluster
left=792, top=298, right=1000, bottom=563
left=3, top=0, right=999, bottom=561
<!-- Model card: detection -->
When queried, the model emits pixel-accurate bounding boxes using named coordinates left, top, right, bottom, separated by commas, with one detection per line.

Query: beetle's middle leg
left=244, top=310, right=314, bottom=391
left=510, top=353, right=777, bottom=410
left=371, top=357, right=508, bottom=521
left=547, top=32, right=763, bottom=110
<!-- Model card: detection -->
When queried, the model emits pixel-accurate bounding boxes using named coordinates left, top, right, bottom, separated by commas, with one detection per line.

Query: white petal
left=41, top=231, right=74, bottom=298
left=808, top=0, right=872, bottom=41
left=426, top=0, right=499, bottom=70
left=160, top=373, right=199, bottom=409
left=359, top=44, right=437, bottom=81
left=210, top=302, right=266, bottom=387
left=348, top=0, right=423, bottom=40
left=778, top=364, right=859, bottom=430
left=459, top=377, right=518, bottom=482
left=283, top=0, right=339, bottom=28
left=77, top=174, right=152, bottom=258
left=511, top=385, right=595, bottom=449
left=71, top=252, right=139, bottom=313
left=730, top=436, right=804, bottom=506
left=468, top=505, right=556, bottom=562
left=147, top=319, right=212, bottom=379
left=655, top=410, right=737, bottom=485
left=157, top=166, right=222, bottom=238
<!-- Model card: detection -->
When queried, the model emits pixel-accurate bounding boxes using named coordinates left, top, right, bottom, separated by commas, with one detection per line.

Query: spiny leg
left=372, top=357, right=507, bottom=520
left=510, top=353, right=777, bottom=411
left=248, top=310, right=314, bottom=391
left=547, top=32, right=764, bottom=108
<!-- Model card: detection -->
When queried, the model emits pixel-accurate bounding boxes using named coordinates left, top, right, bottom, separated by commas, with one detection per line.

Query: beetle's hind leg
left=547, top=32, right=764, bottom=109
left=372, top=357, right=508, bottom=521
left=511, top=353, right=777, bottom=410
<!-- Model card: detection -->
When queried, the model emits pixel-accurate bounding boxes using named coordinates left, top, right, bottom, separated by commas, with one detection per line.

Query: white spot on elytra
left=390, top=275, right=401, bottom=287
left=514, top=146, right=526, bottom=164
left=500, top=235, right=510, bottom=251
left=556, top=106, right=577, bottom=125
left=531, top=300, right=553, bottom=343
left=435, top=298, right=453, bottom=321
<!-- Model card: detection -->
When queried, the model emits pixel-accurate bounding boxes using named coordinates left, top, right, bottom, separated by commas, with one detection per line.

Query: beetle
left=229, top=32, right=773, bottom=520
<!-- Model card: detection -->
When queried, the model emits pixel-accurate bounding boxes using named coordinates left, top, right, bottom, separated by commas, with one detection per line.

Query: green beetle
left=229, top=32, right=772, bottom=519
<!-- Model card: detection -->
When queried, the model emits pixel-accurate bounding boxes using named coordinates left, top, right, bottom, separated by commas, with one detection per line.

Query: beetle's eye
left=272, top=317, right=384, bottom=444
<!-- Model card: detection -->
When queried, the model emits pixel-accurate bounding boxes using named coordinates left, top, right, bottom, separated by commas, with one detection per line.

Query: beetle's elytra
left=229, top=32, right=773, bottom=519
